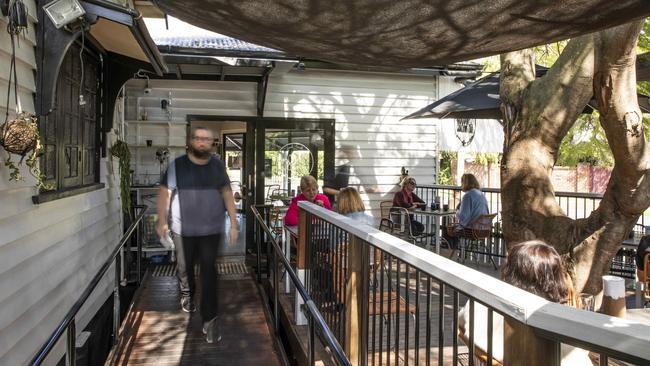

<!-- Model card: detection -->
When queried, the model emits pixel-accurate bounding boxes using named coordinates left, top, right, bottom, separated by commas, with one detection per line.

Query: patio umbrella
left=402, top=67, right=650, bottom=120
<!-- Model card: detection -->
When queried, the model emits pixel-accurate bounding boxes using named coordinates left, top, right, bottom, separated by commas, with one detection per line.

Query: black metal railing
left=416, top=184, right=647, bottom=230
left=251, top=205, right=352, bottom=366
left=297, top=201, right=650, bottom=366
left=416, top=184, right=646, bottom=276
left=30, top=205, right=148, bottom=366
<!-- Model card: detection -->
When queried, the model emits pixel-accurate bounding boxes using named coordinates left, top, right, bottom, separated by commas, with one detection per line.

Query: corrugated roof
left=154, top=35, right=282, bottom=53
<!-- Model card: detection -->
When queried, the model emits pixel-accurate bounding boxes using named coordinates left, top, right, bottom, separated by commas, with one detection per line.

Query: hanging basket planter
left=0, top=112, right=38, bottom=156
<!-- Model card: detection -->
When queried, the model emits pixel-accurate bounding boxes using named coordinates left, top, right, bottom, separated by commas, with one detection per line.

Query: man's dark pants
left=172, top=233, right=220, bottom=321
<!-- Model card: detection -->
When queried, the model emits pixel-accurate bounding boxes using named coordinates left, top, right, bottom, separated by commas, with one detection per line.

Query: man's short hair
left=190, top=126, right=212, bottom=138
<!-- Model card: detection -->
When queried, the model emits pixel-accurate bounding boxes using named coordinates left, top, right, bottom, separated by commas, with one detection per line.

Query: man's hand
left=315, top=199, right=325, bottom=207
left=229, top=223, right=239, bottom=245
left=156, top=222, right=169, bottom=239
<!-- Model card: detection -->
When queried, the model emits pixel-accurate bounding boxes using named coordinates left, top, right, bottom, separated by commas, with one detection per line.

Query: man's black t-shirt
left=323, top=163, right=350, bottom=203
left=161, top=155, right=230, bottom=237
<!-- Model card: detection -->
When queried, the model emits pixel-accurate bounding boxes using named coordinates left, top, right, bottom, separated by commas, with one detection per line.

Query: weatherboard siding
left=264, top=68, right=441, bottom=217
left=0, top=2, right=122, bottom=363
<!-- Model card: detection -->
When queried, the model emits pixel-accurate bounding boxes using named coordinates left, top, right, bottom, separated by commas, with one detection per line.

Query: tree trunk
left=500, top=21, right=648, bottom=294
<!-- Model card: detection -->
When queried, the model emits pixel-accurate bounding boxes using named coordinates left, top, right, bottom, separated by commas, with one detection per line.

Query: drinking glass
left=579, top=293, right=595, bottom=311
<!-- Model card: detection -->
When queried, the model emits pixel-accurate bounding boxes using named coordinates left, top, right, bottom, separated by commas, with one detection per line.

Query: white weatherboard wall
left=123, top=79, right=256, bottom=184
left=264, top=69, right=440, bottom=216
left=0, top=2, right=121, bottom=364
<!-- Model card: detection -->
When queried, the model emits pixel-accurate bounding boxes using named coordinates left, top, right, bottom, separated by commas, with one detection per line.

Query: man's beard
left=189, top=146, right=211, bottom=159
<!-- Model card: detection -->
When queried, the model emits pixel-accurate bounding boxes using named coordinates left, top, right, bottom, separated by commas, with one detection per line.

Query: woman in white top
left=458, top=240, right=591, bottom=366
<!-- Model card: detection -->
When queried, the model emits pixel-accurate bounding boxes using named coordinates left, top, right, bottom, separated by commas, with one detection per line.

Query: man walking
left=156, top=126, right=238, bottom=343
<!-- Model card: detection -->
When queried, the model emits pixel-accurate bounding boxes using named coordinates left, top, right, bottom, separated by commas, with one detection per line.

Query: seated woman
left=392, top=176, right=426, bottom=235
left=444, top=173, right=489, bottom=248
left=284, top=175, right=331, bottom=226
left=337, top=187, right=374, bottom=226
left=458, top=241, right=591, bottom=365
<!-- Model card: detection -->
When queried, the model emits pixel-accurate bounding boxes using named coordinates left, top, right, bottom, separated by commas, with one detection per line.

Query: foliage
left=437, top=151, right=456, bottom=185
left=264, top=150, right=324, bottom=179
left=1, top=113, right=54, bottom=190
left=473, top=152, right=501, bottom=165
left=110, top=140, right=132, bottom=217
left=556, top=113, right=613, bottom=167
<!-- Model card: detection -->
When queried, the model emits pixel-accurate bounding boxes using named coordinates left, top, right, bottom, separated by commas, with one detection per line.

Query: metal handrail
left=251, top=205, right=351, bottom=366
left=418, top=183, right=605, bottom=199
left=298, top=201, right=650, bottom=365
left=30, top=205, right=148, bottom=366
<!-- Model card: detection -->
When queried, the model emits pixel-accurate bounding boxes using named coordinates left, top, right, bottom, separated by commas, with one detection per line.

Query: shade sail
left=403, top=69, right=650, bottom=120
left=153, top=0, right=650, bottom=69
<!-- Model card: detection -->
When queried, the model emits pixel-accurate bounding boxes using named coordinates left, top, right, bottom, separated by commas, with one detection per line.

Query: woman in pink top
left=284, top=175, right=331, bottom=225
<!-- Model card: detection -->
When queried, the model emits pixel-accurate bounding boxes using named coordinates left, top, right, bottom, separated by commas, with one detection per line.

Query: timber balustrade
left=267, top=201, right=650, bottom=366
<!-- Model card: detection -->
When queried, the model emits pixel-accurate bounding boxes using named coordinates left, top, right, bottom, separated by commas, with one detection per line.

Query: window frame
left=34, top=36, right=104, bottom=202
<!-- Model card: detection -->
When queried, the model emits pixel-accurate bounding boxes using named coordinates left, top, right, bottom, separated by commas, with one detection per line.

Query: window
left=41, top=41, right=100, bottom=191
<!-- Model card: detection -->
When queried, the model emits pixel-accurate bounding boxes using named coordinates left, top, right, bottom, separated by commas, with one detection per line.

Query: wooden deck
left=107, top=266, right=284, bottom=366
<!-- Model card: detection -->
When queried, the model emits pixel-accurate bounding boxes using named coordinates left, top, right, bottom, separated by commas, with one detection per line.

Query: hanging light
left=43, top=0, right=85, bottom=29
left=455, top=117, right=476, bottom=147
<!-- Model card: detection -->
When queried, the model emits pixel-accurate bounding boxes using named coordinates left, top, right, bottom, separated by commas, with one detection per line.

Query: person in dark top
left=392, top=176, right=426, bottom=235
left=156, top=126, right=238, bottom=343
left=636, top=235, right=650, bottom=280
left=323, top=145, right=356, bottom=206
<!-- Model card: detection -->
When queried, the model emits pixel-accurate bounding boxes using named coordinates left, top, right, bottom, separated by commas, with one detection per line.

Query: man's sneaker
left=180, top=296, right=196, bottom=313
left=203, top=316, right=222, bottom=343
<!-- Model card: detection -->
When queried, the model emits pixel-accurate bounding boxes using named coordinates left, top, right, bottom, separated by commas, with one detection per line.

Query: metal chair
left=448, top=213, right=498, bottom=269
left=378, top=201, right=394, bottom=232
left=388, top=207, right=429, bottom=246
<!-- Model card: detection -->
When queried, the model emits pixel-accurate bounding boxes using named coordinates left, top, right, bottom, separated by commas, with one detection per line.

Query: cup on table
left=443, top=204, right=449, bottom=211
left=579, top=293, right=595, bottom=311
left=602, top=275, right=626, bottom=318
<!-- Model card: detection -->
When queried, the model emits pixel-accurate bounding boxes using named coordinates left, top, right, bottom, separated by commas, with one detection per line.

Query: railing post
left=113, top=256, right=121, bottom=345
left=344, top=235, right=369, bottom=366
left=295, top=207, right=309, bottom=325
left=136, top=215, right=142, bottom=285
left=66, top=319, right=76, bottom=366
left=256, top=207, right=263, bottom=283
left=504, top=317, right=560, bottom=366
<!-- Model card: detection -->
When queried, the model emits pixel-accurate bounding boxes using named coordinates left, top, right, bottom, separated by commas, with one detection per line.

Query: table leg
left=283, top=228, right=291, bottom=294
left=435, top=216, right=441, bottom=254
left=295, top=269, right=307, bottom=325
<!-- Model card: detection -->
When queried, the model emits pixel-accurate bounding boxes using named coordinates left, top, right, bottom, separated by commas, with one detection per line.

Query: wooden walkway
left=107, top=267, right=284, bottom=366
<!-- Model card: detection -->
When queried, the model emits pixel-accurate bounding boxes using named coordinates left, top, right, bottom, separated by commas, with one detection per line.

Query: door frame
left=186, top=115, right=335, bottom=247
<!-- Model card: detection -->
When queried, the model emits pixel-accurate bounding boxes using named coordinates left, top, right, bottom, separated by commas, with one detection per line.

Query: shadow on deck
left=107, top=265, right=284, bottom=366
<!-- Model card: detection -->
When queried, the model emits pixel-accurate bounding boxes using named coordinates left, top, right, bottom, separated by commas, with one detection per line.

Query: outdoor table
left=413, top=208, right=457, bottom=253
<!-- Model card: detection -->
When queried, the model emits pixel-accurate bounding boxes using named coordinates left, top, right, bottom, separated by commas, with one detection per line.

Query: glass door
left=255, top=119, right=335, bottom=209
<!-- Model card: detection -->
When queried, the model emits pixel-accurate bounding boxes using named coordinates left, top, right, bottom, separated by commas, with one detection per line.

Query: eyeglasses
left=191, top=136, right=213, bottom=142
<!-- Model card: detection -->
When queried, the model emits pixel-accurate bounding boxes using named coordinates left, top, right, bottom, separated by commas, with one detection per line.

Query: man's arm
left=221, top=186, right=239, bottom=244
left=156, top=185, right=172, bottom=238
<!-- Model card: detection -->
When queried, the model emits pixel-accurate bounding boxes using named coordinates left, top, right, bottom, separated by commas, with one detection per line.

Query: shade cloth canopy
left=153, top=0, right=650, bottom=69
left=403, top=68, right=650, bottom=120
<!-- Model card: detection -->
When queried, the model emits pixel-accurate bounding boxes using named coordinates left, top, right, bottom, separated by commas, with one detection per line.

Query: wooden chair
left=378, top=201, right=394, bottom=232
left=447, top=213, right=498, bottom=269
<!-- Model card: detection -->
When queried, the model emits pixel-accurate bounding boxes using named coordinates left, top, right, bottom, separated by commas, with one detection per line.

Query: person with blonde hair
left=338, top=187, right=373, bottom=226
left=284, top=175, right=331, bottom=225
left=392, top=176, right=426, bottom=234
left=443, top=173, right=489, bottom=249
